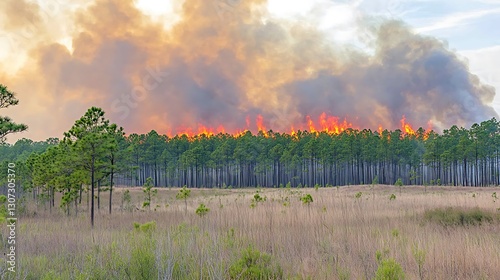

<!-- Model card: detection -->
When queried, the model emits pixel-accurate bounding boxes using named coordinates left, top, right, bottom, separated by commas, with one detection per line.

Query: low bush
left=133, top=221, right=157, bottom=234
left=229, top=246, right=283, bottom=279
left=424, top=207, right=499, bottom=227
left=374, top=258, right=405, bottom=280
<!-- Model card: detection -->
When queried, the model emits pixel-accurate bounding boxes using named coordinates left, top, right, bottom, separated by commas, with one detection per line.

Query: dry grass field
left=6, top=185, right=500, bottom=279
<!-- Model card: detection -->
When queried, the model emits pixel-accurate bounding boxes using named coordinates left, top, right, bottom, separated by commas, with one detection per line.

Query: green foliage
left=395, top=178, right=403, bottom=194
left=0, top=84, right=28, bottom=143
left=394, top=178, right=403, bottom=187
left=128, top=236, right=157, bottom=280
left=389, top=194, right=396, bottom=201
left=176, top=186, right=191, bottom=213
left=282, top=196, right=290, bottom=207
left=61, top=106, right=123, bottom=226
left=253, top=193, right=264, bottom=202
left=355, top=192, right=362, bottom=199
left=0, top=195, right=7, bottom=223
left=176, top=186, right=191, bottom=200
left=391, top=229, right=399, bottom=238
left=300, top=194, right=313, bottom=205
left=424, top=207, right=500, bottom=227
left=251, top=191, right=267, bottom=208
left=314, top=184, right=320, bottom=191
left=195, top=203, right=210, bottom=217
left=4, top=116, right=500, bottom=202
left=229, top=246, right=283, bottom=279
left=142, top=177, right=157, bottom=210
left=374, top=258, right=405, bottom=280
left=133, top=221, right=157, bottom=235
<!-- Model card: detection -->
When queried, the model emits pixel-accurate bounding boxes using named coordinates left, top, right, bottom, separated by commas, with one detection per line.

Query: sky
left=0, top=0, right=499, bottom=142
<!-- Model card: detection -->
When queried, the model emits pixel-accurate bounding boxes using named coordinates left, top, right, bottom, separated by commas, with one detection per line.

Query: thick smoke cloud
left=1, top=0, right=497, bottom=140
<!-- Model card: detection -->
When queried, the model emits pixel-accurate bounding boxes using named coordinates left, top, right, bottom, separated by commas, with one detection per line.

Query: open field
left=5, top=185, right=500, bottom=279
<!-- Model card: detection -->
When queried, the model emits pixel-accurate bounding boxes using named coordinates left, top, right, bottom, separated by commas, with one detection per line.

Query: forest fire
left=167, top=113, right=428, bottom=139
left=256, top=115, right=269, bottom=138
left=400, top=115, right=416, bottom=135
left=1, top=0, right=496, bottom=142
left=176, top=124, right=226, bottom=138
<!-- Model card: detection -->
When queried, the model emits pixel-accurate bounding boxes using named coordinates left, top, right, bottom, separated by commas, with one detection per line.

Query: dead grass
left=6, top=185, right=500, bottom=279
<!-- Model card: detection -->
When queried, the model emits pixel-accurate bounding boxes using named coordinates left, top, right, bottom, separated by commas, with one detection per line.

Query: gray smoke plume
left=1, top=0, right=496, bottom=139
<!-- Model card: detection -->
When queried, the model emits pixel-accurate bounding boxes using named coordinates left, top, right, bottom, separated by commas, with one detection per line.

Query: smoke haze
left=0, top=0, right=497, bottom=140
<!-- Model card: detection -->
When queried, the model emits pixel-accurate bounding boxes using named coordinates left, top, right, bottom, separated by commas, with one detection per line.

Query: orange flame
left=166, top=113, right=428, bottom=140
left=305, top=113, right=354, bottom=135
left=400, top=115, right=416, bottom=136
left=306, top=116, right=317, bottom=134
left=234, top=129, right=250, bottom=138
left=290, top=126, right=298, bottom=139
left=256, top=115, right=269, bottom=137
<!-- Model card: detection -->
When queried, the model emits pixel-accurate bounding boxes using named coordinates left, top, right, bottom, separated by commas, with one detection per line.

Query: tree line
left=1, top=106, right=499, bottom=224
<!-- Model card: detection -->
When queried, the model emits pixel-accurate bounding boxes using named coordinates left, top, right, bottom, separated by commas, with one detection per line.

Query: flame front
left=166, top=113, right=429, bottom=140
left=256, top=115, right=269, bottom=137
left=401, top=115, right=416, bottom=136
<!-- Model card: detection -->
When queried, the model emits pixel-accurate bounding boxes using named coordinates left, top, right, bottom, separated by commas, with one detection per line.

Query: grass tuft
left=424, top=207, right=500, bottom=227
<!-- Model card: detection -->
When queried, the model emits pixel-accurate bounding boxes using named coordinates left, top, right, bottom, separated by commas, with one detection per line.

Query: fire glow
left=167, top=114, right=430, bottom=139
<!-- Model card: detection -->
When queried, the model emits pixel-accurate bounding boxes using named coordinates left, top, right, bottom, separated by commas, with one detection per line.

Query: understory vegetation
left=2, top=186, right=499, bottom=279
left=424, top=207, right=500, bottom=227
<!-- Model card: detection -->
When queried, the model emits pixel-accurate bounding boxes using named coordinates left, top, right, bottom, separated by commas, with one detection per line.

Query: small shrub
left=253, top=193, right=264, bottom=203
left=374, top=258, right=405, bottom=280
left=142, top=177, right=157, bottom=210
left=355, top=192, right=362, bottom=199
left=133, top=221, right=157, bottom=234
left=229, top=247, right=283, bottom=279
left=395, top=178, right=403, bottom=194
left=128, top=237, right=156, bottom=280
left=195, top=203, right=210, bottom=217
left=389, top=194, right=396, bottom=201
left=300, top=194, right=313, bottom=205
left=176, top=186, right=191, bottom=213
left=424, top=207, right=499, bottom=227
left=282, top=196, right=290, bottom=207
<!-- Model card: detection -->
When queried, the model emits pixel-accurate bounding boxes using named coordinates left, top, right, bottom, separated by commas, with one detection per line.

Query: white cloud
left=460, top=45, right=500, bottom=114
left=416, top=8, right=500, bottom=33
